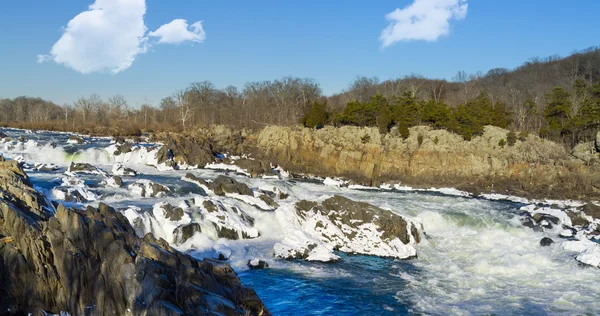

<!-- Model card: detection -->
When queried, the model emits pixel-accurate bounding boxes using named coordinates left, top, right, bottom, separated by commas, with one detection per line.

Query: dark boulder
left=540, top=237, right=554, bottom=247
left=532, top=213, right=560, bottom=225
left=209, top=175, right=253, bottom=196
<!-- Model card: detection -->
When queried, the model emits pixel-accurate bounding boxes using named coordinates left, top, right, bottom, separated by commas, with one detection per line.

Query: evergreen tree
left=544, top=87, right=572, bottom=140
left=302, top=100, right=329, bottom=128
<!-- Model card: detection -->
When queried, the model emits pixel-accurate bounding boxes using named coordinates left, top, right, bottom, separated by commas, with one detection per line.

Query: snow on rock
left=247, top=258, right=269, bottom=269
left=51, top=177, right=97, bottom=202
left=102, top=176, right=123, bottom=188
left=33, top=163, right=59, bottom=172
left=198, top=198, right=259, bottom=240
left=428, top=187, right=471, bottom=197
left=65, top=162, right=108, bottom=177
left=480, top=193, right=531, bottom=204
left=520, top=205, right=572, bottom=227
left=323, top=177, right=348, bottom=187
left=577, top=247, right=600, bottom=268
left=112, top=163, right=137, bottom=176
left=128, top=179, right=170, bottom=198
left=205, top=163, right=250, bottom=176
left=66, top=135, right=85, bottom=144
left=181, top=173, right=214, bottom=195
left=273, top=195, right=420, bottom=262
left=562, top=238, right=600, bottom=267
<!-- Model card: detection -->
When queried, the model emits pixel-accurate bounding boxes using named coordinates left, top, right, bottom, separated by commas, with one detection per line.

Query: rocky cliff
left=251, top=125, right=600, bottom=200
left=0, top=160, right=269, bottom=315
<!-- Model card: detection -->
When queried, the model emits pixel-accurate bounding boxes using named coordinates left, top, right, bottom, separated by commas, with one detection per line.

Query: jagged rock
left=66, top=162, right=108, bottom=176
left=173, top=223, right=202, bottom=243
left=159, top=203, right=184, bottom=221
left=33, top=163, right=59, bottom=172
left=532, top=213, right=560, bottom=225
left=67, top=135, right=84, bottom=144
left=567, top=211, right=590, bottom=227
left=112, top=163, right=138, bottom=176
left=102, top=176, right=123, bottom=188
left=258, top=194, right=279, bottom=209
left=595, top=131, right=600, bottom=153
left=276, top=196, right=420, bottom=261
left=0, top=162, right=269, bottom=315
left=581, top=203, right=600, bottom=220
left=114, top=142, right=133, bottom=156
left=183, top=173, right=209, bottom=187
left=209, top=175, right=252, bottom=196
left=128, top=180, right=170, bottom=198
left=233, top=158, right=276, bottom=178
left=540, top=237, right=554, bottom=247
left=198, top=199, right=258, bottom=240
left=247, top=259, right=269, bottom=269
left=0, top=131, right=8, bottom=139
left=17, top=136, right=26, bottom=143
left=156, top=134, right=214, bottom=167
left=521, top=217, right=536, bottom=229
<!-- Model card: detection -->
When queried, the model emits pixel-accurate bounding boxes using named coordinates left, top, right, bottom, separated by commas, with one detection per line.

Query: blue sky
left=0, top=0, right=599, bottom=107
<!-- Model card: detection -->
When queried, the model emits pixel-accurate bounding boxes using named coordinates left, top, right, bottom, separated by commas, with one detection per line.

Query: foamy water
left=1, top=128, right=599, bottom=315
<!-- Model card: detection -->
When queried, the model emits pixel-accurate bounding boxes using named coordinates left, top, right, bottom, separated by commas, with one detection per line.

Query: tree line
left=1, top=46, right=599, bottom=146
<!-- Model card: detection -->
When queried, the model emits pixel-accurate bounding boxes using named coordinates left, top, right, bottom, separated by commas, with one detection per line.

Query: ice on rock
left=112, top=163, right=137, bottom=176
left=323, top=177, right=348, bottom=187
left=577, top=247, right=600, bottom=267
left=128, top=179, right=170, bottom=198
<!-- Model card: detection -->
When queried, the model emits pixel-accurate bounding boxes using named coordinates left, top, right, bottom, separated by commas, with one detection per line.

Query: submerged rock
left=67, top=135, right=84, bottom=144
left=247, top=259, right=269, bottom=269
left=0, top=161, right=269, bottom=315
left=540, top=237, right=554, bottom=247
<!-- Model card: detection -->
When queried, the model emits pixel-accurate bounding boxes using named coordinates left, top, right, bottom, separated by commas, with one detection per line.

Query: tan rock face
left=253, top=125, right=599, bottom=199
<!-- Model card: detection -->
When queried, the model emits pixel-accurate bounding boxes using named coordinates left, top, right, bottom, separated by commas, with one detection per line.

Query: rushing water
left=2, top=128, right=600, bottom=316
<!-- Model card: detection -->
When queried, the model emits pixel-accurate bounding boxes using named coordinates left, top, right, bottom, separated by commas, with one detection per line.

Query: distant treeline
left=1, top=46, right=600, bottom=145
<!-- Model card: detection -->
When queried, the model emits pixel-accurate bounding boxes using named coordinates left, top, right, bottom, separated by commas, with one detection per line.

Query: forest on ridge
left=2, top=46, right=600, bottom=147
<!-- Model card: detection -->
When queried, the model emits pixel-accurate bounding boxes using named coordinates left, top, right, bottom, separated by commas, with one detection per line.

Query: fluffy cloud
left=38, top=0, right=205, bottom=74
left=148, top=19, right=206, bottom=44
left=380, top=0, right=468, bottom=47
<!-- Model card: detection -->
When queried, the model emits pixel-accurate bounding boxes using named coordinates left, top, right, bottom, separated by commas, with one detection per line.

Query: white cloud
left=38, top=0, right=205, bottom=74
left=149, top=19, right=206, bottom=44
left=380, top=0, right=468, bottom=47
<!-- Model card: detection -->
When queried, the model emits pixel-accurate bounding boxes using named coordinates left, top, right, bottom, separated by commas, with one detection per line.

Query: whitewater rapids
left=1, top=128, right=599, bottom=315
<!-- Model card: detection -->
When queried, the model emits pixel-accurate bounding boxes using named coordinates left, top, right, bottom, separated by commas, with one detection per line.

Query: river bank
left=146, top=124, right=600, bottom=202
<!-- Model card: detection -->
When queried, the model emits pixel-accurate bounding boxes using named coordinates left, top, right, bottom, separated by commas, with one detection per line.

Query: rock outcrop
left=252, top=125, right=600, bottom=200
left=0, top=160, right=269, bottom=315
left=156, top=133, right=215, bottom=167
left=274, top=195, right=420, bottom=261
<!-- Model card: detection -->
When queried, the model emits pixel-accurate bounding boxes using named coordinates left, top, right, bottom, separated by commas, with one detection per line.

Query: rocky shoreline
left=0, top=160, right=270, bottom=315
